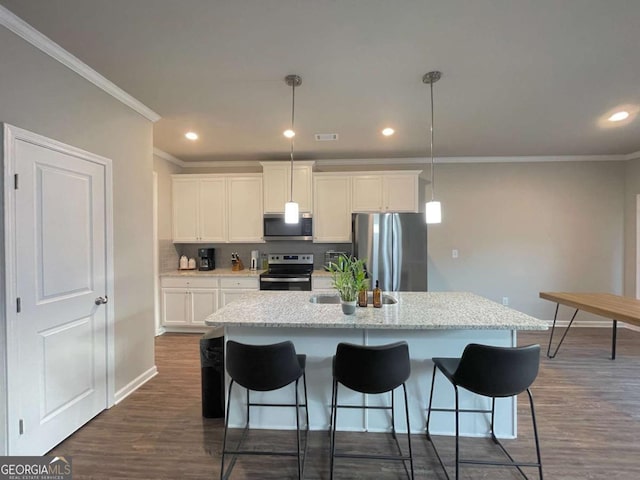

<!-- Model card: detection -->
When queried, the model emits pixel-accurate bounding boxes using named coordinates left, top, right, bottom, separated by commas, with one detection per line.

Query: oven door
left=259, top=274, right=312, bottom=291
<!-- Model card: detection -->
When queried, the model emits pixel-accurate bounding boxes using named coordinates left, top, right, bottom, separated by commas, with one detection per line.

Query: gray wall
left=0, top=22, right=155, bottom=438
left=427, top=161, right=625, bottom=319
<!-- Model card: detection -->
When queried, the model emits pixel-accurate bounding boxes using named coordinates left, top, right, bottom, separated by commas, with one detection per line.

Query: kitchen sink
left=309, top=293, right=398, bottom=305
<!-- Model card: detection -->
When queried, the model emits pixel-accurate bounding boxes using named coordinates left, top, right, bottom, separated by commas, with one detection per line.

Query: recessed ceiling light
left=382, top=128, right=395, bottom=136
left=283, top=129, right=295, bottom=138
left=608, top=111, right=629, bottom=122
left=185, top=132, right=199, bottom=140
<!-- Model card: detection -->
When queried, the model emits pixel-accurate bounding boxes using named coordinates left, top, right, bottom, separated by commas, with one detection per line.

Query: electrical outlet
left=502, top=297, right=509, bottom=306
left=452, top=249, right=458, bottom=259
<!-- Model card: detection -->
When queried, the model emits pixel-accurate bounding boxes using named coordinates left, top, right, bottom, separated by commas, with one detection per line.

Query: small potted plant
left=326, top=255, right=369, bottom=315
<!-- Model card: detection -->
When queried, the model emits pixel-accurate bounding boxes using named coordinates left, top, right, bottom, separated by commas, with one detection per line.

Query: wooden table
left=539, top=292, right=640, bottom=359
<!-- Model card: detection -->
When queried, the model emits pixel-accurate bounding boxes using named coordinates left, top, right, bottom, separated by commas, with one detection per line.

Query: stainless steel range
left=259, top=253, right=314, bottom=291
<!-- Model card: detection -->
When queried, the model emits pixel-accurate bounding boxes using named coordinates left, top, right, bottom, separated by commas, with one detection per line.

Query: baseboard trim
left=114, top=365, right=158, bottom=405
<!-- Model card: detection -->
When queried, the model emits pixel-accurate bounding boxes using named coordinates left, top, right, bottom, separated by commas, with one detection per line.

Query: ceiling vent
left=315, top=133, right=339, bottom=141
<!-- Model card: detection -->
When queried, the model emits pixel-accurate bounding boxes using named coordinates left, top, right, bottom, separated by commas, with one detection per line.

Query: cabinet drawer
left=219, top=276, right=259, bottom=289
left=161, top=276, right=219, bottom=288
left=312, top=276, right=334, bottom=290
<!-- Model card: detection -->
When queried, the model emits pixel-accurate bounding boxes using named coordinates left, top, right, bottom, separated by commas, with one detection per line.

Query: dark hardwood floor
left=50, top=328, right=640, bottom=479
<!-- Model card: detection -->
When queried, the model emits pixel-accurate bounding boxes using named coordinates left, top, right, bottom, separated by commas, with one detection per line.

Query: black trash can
left=200, top=327, right=225, bottom=418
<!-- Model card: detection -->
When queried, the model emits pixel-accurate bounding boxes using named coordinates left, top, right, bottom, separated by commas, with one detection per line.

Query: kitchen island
left=205, top=291, right=547, bottom=437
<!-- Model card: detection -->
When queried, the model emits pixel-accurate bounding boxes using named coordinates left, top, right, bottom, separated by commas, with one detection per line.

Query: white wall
left=0, top=24, right=155, bottom=452
left=154, top=154, right=182, bottom=272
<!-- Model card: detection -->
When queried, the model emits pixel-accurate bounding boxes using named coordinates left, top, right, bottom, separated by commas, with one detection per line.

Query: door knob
left=95, top=296, right=108, bottom=305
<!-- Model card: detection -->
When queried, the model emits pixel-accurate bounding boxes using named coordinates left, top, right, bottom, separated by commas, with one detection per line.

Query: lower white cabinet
left=312, top=275, right=335, bottom=292
left=219, top=276, right=260, bottom=307
left=161, top=275, right=260, bottom=329
left=161, top=276, right=219, bottom=329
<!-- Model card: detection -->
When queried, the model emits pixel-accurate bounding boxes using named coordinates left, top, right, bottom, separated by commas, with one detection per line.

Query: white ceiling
left=2, top=0, right=640, bottom=163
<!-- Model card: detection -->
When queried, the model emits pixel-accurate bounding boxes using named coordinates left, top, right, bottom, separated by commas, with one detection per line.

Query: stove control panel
left=268, top=253, right=314, bottom=265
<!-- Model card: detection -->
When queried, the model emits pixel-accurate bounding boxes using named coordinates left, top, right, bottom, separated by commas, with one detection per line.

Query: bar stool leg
left=402, top=383, right=415, bottom=480
left=391, top=390, right=397, bottom=440
left=295, top=379, right=302, bottom=480
left=454, top=386, right=460, bottom=480
left=528, top=389, right=544, bottom=480
left=220, top=380, right=235, bottom=480
left=425, top=364, right=437, bottom=440
left=330, top=379, right=338, bottom=480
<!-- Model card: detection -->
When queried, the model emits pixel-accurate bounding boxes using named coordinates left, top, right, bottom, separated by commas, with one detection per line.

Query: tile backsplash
left=168, top=242, right=352, bottom=271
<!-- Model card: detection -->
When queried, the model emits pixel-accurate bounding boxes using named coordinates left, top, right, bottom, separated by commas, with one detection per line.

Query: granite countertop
left=204, top=291, right=548, bottom=330
left=161, top=268, right=264, bottom=277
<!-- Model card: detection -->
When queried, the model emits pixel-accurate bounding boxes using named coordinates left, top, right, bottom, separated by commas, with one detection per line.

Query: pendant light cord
left=429, top=80, right=435, bottom=201
left=289, top=83, right=296, bottom=202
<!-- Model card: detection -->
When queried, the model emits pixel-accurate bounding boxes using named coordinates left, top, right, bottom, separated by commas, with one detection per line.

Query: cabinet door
left=199, top=177, right=227, bottom=242
left=293, top=164, right=313, bottom=213
left=262, top=164, right=289, bottom=213
left=162, top=288, right=190, bottom=326
left=352, top=175, right=383, bottom=212
left=220, top=289, right=254, bottom=307
left=190, top=289, right=218, bottom=326
left=228, top=176, right=264, bottom=242
left=384, top=175, right=419, bottom=212
left=313, top=175, right=352, bottom=243
left=172, top=178, right=199, bottom=242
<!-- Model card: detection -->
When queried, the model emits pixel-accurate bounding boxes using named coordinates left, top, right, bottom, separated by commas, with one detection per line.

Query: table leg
left=611, top=319, right=617, bottom=360
left=547, top=304, right=579, bottom=359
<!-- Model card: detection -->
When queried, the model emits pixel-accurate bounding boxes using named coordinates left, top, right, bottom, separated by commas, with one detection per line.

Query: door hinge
left=14, top=173, right=18, bottom=190
left=16, top=297, right=21, bottom=313
left=19, top=419, right=24, bottom=435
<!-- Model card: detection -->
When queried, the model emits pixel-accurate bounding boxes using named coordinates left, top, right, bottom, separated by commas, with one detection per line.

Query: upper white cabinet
left=313, top=173, right=352, bottom=243
left=227, top=175, right=264, bottom=242
left=172, top=177, right=226, bottom=243
left=261, top=161, right=314, bottom=213
left=351, top=172, right=420, bottom=213
left=171, top=174, right=263, bottom=243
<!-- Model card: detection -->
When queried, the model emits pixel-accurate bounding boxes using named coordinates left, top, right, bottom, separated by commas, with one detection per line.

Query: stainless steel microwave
left=263, top=213, right=313, bottom=241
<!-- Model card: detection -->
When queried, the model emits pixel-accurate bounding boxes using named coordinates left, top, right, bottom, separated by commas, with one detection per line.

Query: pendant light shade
left=284, top=74, right=302, bottom=224
left=425, top=200, right=441, bottom=224
left=284, top=201, right=299, bottom=223
left=423, top=71, right=442, bottom=224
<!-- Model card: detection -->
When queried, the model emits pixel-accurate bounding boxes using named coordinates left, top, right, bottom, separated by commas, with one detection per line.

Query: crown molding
left=180, top=160, right=264, bottom=168
left=314, top=154, right=625, bottom=166
left=626, top=149, right=640, bottom=161
left=0, top=5, right=161, bottom=123
left=153, top=148, right=185, bottom=167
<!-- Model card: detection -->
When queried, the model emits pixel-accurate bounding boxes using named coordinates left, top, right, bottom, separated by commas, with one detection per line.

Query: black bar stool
left=330, top=341, right=414, bottom=479
left=426, top=343, right=543, bottom=480
left=220, top=340, right=309, bottom=480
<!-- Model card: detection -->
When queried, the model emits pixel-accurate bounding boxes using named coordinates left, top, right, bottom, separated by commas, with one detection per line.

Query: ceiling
left=2, top=0, right=640, bottom=163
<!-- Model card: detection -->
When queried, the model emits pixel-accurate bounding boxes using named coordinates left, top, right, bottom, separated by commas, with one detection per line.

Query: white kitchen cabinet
left=219, top=276, right=259, bottom=307
left=312, top=275, right=335, bottom=292
left=227, top=175, right=264, bottom=242
left=313, top=174, right=352, bottom=243
left=351, top=172, right=420, bottom=212
left=261, top=161, right=314, bottom=213
left=172, top=176, right=226, bottom=243
left=171, top=174, right=262, bottom=243
left=161, top=276, right=219, bottom=329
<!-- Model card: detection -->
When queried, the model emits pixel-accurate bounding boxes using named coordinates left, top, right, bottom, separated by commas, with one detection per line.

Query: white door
left=6, top=126, right=111, bottom=455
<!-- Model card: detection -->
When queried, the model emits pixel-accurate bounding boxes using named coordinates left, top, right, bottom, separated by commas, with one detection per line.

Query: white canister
left=188, top=258, right=196, bottom=269
left=179, top=255, right=188, bottom=269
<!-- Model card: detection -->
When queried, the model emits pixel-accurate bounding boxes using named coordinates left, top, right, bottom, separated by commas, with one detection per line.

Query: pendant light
left=423, top=71, right=442, bottom=224
left=284, top=74, right=302, bottom=224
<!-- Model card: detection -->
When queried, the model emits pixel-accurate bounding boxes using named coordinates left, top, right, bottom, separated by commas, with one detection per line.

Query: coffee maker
left=198, top=248, right=215, bottom=271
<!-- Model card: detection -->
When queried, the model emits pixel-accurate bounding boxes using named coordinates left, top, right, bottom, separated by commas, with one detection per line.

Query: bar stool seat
left=220, top=340, right=309, bottom=480
left=330, top=341, right=414, bottom=479
left=426, top=343, right=543, bottom=480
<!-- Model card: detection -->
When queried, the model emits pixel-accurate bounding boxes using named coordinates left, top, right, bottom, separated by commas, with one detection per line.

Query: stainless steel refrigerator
left=352, top=213, right=428, bottom=291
